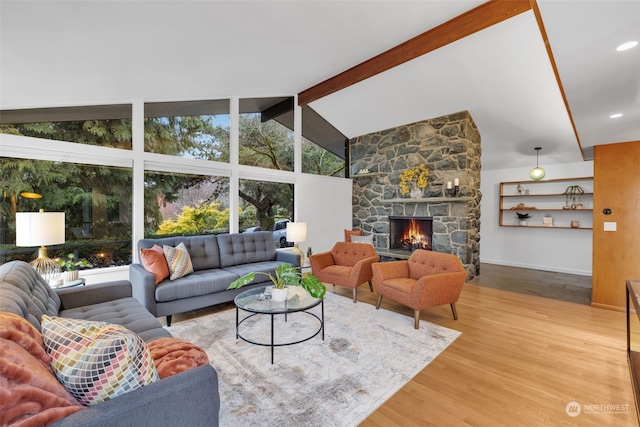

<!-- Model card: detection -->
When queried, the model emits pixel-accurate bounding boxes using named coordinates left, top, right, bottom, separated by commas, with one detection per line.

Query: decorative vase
left=63, top=270, right=79, bottom=283
left=409, top=187, right=423, bottom=199
left=271, top=287, right=288, bottom=302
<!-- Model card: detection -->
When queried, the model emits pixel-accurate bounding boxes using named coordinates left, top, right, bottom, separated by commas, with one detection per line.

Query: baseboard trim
left=591, top=302, right=625, bottom=312
left=480, top=258, right=592, bottom=277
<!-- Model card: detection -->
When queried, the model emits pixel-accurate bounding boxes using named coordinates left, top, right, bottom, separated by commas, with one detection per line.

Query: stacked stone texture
left=350, top=111, right=482, bottom=279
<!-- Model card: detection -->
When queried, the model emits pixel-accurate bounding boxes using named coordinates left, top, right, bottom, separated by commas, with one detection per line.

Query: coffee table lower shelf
left=235, top=307, right=324, bottom=364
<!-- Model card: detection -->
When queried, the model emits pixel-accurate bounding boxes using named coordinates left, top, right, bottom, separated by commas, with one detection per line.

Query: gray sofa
left=0, top=260, right=220, bottom=427
left=130, top=231, right=299, bottom=325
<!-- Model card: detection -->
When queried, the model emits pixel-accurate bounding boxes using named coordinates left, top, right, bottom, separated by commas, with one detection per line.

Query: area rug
left=166, top=291, right=460, bottom=427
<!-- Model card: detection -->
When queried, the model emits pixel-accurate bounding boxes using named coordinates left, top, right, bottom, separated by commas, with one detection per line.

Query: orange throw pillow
left=140, top=244, right=170, bottom=285
left=344, top=229, right=363, bottom=242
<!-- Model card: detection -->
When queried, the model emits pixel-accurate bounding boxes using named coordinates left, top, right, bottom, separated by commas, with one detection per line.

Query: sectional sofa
left=0, top=260, right=220, bottom=427
left=130, top=231, right=300, bottom=325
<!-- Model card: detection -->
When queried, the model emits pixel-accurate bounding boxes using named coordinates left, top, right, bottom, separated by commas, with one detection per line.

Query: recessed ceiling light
left=610, top=113, right=623, bottom=119
left=617, top=41, right=638, bottom=51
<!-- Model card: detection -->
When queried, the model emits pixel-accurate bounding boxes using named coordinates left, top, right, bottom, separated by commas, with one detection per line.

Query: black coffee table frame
left=234, top=286, right=324, bottom=364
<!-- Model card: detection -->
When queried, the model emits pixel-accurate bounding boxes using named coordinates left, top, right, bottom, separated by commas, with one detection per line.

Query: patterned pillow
left=40, top=315, right=159, bottom=406
left=163, top=242, right=194, bottom=280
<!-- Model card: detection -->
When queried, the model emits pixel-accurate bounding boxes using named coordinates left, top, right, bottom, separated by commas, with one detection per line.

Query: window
left=0, top=104, right=133, bottom=149
left=1, top=158, right=132, bottom=267
left=144, top=100, right=230, bottom=161
left=301, top=105, right=346, bottom=177
left=238, top=178, right=293, bottom=243
left=239, top=97, right=294, bottom=171
left=143, top=171, right=230, bottom=237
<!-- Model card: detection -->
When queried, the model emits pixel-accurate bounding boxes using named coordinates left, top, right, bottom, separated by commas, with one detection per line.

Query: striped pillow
left=163, top=242, right=194, bottom=280
left=41, top=315, right=159, bottom=406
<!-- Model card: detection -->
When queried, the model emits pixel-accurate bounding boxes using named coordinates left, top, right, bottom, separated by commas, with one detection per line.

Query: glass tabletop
left=234, top=286, right=322, bottom=314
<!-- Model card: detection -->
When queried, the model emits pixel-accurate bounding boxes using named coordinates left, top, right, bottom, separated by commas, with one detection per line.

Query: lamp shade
left=16, top=211, right=65, bottom=247
left=286, top=222, right=307, bottom=243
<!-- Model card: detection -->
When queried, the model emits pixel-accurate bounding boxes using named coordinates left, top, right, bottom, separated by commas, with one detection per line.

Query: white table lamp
left=16, top=209, right=65, bottom=282
left=286, top=222, right=307, bottom=266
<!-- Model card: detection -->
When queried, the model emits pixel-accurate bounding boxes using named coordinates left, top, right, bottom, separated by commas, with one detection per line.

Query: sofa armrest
left=56, top=281, right=133, bottom=310
left=276, top=250, right=301, bottom=266
left=129, top=263, right=159, bottom=316
left=50, top=364, right=220, bottom=427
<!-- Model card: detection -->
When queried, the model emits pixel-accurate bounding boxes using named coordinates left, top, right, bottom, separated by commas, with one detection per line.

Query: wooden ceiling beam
left=298, top=0, right=531, bottom=106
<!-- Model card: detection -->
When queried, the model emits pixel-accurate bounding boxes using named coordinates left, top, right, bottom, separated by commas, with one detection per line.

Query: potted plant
left=57, top=253, right=91, bottom=283
left=228, top=263, right=326, bottom=302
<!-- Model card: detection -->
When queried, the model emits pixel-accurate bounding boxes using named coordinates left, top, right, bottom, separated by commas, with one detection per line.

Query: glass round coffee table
left=234, top=285, right=324, bottom=364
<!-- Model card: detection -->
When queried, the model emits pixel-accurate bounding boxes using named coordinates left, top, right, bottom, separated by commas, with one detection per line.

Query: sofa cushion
left=140, top=244, right=170, bottom=285
left=0, top=261, right=61, bottom=331
left=154, top=269, right=239, bottom=303
left=138, top=235, right=221, bottom=271
left=41, top=315, right=159, bottom=406
left=163, top=243, right=194, bottom=280
left=59, top=297, right=171, bottom=343
left=222, top=261, right=286, bottom=285
left=217, top=231, right=277, bottom=268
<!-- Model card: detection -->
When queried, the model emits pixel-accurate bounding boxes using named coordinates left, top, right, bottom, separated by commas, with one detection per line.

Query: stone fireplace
left=389, top=216, right=432, bottom=252
left=349, top=111, right=481, bottom=279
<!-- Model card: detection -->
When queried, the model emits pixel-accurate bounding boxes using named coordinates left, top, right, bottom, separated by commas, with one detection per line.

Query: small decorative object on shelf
left=543, top=214, right=553, bottom=227
left=516, top=212, right=531, bottom=226
left=399, top=164, right=429, bottom=198
left=446, top=178, right=460, bottom=197
left=571, top=220, right=579, bottom=228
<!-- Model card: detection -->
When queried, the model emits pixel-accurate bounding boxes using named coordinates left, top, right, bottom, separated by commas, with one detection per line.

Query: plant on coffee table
left=228, top=263, right=326, bottom=299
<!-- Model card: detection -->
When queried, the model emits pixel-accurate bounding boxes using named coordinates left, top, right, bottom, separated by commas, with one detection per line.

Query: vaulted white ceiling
left=1, top=0, right=638, bottom=171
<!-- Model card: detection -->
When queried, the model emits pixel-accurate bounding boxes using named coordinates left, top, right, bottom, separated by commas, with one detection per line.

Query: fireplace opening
left=389, top=216, right=433, bottom=252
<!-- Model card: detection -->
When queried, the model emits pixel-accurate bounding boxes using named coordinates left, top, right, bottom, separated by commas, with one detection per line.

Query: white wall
left=481, top=160, right=594, bottom=276
left=296, top=174, right=353, bottom=255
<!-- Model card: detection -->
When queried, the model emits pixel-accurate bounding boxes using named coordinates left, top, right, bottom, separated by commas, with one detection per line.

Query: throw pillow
left=163, top=242, right=194, bottom=280
left=140, top=244, right=170, bottom=285
left=344, top=229, right=363, bottom=242
left=0, top=313, right=83, bottom=425
left=350, top=234, right=374, bottom=245
left=41, top=315, right=159, bottom=406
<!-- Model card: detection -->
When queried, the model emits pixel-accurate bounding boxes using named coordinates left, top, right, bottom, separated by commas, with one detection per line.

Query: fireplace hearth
left=389, top=216, right=433, bottom=252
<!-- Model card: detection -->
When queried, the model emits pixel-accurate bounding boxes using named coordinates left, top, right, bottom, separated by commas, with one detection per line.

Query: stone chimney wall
left=349, top=110, right=481, bottom=278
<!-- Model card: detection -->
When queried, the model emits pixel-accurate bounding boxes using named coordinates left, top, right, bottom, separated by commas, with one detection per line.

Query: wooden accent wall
left=592, top=141, right=640, bottom=310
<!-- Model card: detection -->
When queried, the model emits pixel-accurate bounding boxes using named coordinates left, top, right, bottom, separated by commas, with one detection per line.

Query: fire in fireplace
left=389, top=216, right=433, bottom=252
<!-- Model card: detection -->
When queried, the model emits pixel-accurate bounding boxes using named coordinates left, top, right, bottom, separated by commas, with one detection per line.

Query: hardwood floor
left=351, top=280, right=636, bottom=426
left=168, top=265, right=636, bottom=426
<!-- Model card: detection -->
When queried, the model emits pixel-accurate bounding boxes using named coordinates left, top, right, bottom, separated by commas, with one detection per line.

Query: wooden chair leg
left=352, top=287, right=357, bottom=303
left=451, top=303, right=458, bottom=320
left=368, top=280, right=373, bottom=292
left=414, top=310, right=420, bottom=329
left=376, top=295, right=383, bottom=309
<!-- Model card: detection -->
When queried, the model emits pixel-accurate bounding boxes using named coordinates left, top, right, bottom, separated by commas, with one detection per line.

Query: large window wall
left=0, top=97, right=345, bottom=268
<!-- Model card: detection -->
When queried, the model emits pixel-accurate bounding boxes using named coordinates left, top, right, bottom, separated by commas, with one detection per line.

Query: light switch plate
left=604, top=222, right=617, bottom=231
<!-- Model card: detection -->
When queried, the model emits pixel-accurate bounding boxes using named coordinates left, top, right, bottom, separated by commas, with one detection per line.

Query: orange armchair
left=309, top=242, right=379, bottom=302
left=371, top=250, right=467, bottom=329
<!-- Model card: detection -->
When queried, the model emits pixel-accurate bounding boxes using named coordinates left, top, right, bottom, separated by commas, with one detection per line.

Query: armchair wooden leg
left=450, top=303, right=458, bottom=320
left=352, top=288, right=357, bottom=303
left=414, top=310, right=420, bottom=329
left=368, top=280, right=373, bottom=292
left=376, top=295, right=383, bottom=309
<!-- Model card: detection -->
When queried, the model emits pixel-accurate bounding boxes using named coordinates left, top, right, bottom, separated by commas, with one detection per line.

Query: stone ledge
left=383, top=196, right=472, bottom=203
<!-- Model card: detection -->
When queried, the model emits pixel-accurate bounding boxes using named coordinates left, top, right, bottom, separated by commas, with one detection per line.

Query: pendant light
left=529, top=147, right=546, bottom=180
